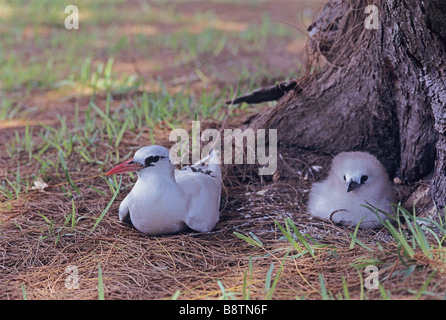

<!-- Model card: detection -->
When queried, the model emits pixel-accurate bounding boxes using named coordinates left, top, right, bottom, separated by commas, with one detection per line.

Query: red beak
left=106, top=159, right=143, bottom=176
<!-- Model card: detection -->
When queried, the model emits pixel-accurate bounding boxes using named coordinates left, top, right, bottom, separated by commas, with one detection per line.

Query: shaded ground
left=1, top=0, right=445, bottom=300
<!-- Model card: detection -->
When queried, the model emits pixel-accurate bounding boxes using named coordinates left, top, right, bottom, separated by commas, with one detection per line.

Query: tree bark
left=249, top=0, right=446, bottom=207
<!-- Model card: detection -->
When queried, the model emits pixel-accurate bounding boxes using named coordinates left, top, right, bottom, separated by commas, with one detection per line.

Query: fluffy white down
left=308, top=151, right=395, bottom=229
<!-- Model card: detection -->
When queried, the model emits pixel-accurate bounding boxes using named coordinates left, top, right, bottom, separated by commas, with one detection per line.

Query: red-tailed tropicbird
left=308, top=151, right=395, bottom=229
left=106, top=145, right=221, bottom=235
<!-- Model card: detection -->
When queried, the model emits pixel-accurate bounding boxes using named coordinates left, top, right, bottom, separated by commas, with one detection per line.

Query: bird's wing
left=175, top=150, right=221, bottom=232
left=308, top=179, right=340, bottom=220
left=118, top=193, right=131, bottom=224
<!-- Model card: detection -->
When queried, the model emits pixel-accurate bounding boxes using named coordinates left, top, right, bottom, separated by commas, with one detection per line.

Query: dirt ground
left=1, top=0, right=445, bottom=300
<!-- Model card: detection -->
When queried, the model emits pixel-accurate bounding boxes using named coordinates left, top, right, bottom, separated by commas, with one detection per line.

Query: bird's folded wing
left=118, top=194, right=131, bottom=223
left=175, top=168, right=221, bottom=232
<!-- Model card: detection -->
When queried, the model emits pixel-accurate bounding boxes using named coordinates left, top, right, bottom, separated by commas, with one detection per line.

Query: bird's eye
left=361, top=175, right=368, bottom=183
left=145, top=156, right=161, bottom=167
left=343, top=175, right=346, bottom=181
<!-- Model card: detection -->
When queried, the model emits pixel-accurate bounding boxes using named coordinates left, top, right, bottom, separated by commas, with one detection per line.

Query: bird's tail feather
left=192, top=149, right=219, bottom=167
left=191, top=149, right=221, bottom=179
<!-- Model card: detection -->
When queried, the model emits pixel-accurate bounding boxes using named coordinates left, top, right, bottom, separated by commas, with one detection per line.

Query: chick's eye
left=145, top=156, right=160, bottom=167
left=361, top=175, right=368, bottom=183
left=343, top=175, right=346, bottom=181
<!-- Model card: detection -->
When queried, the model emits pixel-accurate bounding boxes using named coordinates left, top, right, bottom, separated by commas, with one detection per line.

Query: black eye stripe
left=144, top=156, right=166, bottom=167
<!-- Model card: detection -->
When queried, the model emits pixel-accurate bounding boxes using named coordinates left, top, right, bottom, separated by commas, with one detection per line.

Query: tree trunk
left=249, top=0, right=446, bottom=207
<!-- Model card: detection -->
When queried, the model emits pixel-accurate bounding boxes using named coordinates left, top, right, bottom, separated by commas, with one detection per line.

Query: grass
left=1, top=0, right=310, bottom=299
left=98, top=262, right=105, bottom=300
left=1, top=73, right=231, bottom=199
left=365, top=203, right=446, bottom=265
left=0, top=0, right=301, bottom=92
left=92, top=176, right=122, bottom=230
left=229, top=203, right=446, bottom=300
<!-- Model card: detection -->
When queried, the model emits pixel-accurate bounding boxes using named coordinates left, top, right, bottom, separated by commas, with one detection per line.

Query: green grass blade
left=59, top=149, right=80, bottom=195
left=265, top=250, right=289, bottom=300
left=264, top=263, right=274, bottom=294
left=71, top=199, right=76, bottom=229
left=233, top=231, right=263, bottom=248
left=357, top=269, right=365, bottom=300
left=318, top=273, right=329, bottom=300
left=384, top=219, right=415, bottom=258
left=170, top=290, right=181, bottom=300
left=98, top=261, right=105, bottom=300
left=378, top=283, right=391, bottom=300
left=341, top=276, right=350, bottom=300
left=93, top=175, right=122, bottom=230
left=242, top=257, right=253, bottom=300
left=414, top=269, right=437, bottom=300
left=115, top=116, right=130, bottom=149
left=21, top=284, right=28, bottom=300
left=90, top=101, right=117, bottom=138
left=285, top=217, right=316, bottom=258
left=349, top=217, right=372, bottom=251
left=275, top=220, right=302, bottom=253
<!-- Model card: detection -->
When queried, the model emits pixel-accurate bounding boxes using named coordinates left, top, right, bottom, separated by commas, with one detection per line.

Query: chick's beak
left=106, top=159, right=143, bottom=176
left=347, top=179, right=361, bottom=193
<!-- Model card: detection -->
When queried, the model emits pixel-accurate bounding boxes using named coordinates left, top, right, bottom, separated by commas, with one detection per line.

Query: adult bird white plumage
left=106, top=145, right=221, bottom=235
left=308, top=151, right=395, bottom=229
